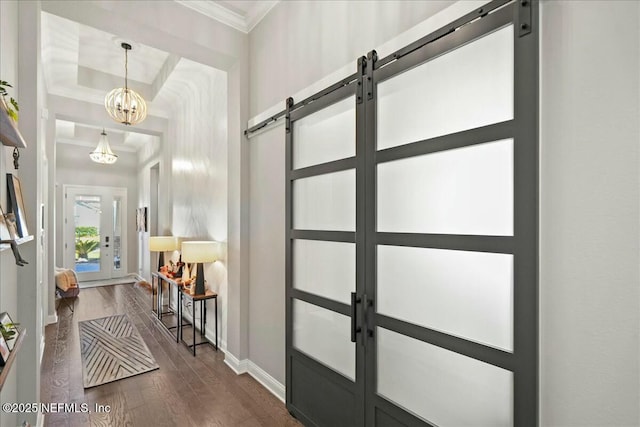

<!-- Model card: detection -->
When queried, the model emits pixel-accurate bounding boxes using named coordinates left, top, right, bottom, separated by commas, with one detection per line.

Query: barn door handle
left=351, top=292, right=361, bottom=343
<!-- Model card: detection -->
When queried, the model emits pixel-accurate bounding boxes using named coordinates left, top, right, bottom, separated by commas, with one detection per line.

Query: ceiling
left=43, top=1, right=277, bottom=154
left=176, top=1, right=278, bottom=33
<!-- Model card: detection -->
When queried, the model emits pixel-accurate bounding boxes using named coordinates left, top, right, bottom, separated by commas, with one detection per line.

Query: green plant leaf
left=10, top=98, right=19, bottom=111
left=75, top=226, right=99, bottom=238
left=75, top=239, right=100, bottom=259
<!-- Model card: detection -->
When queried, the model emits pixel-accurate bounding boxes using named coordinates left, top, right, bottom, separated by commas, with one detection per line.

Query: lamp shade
left=181, top=241, right=218, bottom=263
left=149, top=236, right=178, bottom=252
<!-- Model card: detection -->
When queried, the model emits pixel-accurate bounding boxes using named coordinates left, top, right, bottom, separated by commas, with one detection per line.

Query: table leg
left=177, top=289, right=181, bottom=343
left=192, top=300, right=197, bottom=356
left=201, top=300, right=205, bottom=337
left=215, top=296, right=218, bottom=351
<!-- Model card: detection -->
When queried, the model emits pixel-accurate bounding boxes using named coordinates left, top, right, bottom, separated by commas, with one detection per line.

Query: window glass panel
left=378, top=245, right=513, bottom=350
left=377, top=139, right=513, bottom=235
left=377, top=328, right=513, bottom=426
left=113, top=197, right=122, bottom=271
left=74, top=195, right=101, bottom=273
left=377, top=25, right=514, bottom=149
left=294, top=170, right=355, bottom=231
left=293, top=97, right=355, bottom=169
left=294, top=239, right=355, bottom=304
left=293, top=299, right=355, bottom=380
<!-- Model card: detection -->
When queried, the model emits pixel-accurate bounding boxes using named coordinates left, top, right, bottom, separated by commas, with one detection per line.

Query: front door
left=63, top=185, right=127, bottom=282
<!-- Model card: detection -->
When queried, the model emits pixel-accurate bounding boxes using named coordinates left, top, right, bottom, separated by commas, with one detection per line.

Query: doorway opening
left=63, top=185, right=128, bottom=283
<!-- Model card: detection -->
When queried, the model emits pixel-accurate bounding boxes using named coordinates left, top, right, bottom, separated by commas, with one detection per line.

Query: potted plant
left=0, top=80, right=19, bottom=122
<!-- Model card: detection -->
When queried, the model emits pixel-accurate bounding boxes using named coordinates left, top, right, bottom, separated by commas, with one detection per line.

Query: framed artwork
left=0, top=205, right=11, bottom=241
left=136, top=207, right=148, bottom=232
left=0, top=312, right=18, bottom=351
left=6, top=173, right=28, bottom=238
left=0, top=334, right=9, bottom=365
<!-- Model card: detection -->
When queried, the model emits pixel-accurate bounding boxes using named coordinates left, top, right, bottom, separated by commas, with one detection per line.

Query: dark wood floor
left=41, top=283, right=301, bottom=427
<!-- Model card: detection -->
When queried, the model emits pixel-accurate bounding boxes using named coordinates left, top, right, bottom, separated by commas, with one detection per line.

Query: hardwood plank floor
left=41, top=284, right=301, bottom=427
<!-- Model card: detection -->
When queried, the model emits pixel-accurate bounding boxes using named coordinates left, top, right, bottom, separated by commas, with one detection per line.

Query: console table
left=179, top=288, right=218, bottom=356
left=151, top=272, right=218, bottom=355
left=151, top=272, right=183, bottom=342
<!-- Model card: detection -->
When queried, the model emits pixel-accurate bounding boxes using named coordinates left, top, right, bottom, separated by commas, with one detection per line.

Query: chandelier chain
left=124, top=47, right=129, bottom=90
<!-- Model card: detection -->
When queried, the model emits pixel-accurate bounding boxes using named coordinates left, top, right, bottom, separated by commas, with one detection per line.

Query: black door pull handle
left=351, top=292, right=361, bottom=343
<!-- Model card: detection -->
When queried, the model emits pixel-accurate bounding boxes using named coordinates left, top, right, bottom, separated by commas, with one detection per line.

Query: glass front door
left=64, top=186, right=127, bottom=282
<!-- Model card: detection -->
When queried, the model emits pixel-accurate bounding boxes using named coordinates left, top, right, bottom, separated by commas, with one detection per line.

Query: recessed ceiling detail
left=42, top=1, right=271, bottom=155
left=41, top=12, right=171, bottom=117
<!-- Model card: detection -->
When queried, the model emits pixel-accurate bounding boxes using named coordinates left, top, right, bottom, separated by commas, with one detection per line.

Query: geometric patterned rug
left=78, top=314, right=159, bottom=388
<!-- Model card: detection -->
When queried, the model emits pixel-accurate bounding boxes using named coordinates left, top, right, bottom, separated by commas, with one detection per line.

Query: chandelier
left=104, top=42, right=147, bottom=126
left=90, top=129, right=118, bottom=164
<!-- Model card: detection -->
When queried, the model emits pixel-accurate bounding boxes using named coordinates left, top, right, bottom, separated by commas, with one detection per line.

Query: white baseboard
left=46, top=313, right=58, bottom=325
left=128, top=273, right=144, bottom=281
left=40, top=335, right=46, bottom=365
left=247, top=360, right=285, bottom=403
left=223, top=352, right=286, bottom=403
left=224, top=352, right=249, bottom=374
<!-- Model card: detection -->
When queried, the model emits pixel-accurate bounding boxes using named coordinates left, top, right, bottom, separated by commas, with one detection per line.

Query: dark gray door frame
left=285, top=79, right=366, bottom=426
left=284, top=0, right=538, bottom=425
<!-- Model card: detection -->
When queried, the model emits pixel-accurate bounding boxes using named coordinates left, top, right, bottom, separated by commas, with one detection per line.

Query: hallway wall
left=0, top=2, right=48, bottom=426
left=136, top=59, right=229, bottom=348
left=0, top=2, right=21, bottom=426
left=539, top=1, right=640, bottom=424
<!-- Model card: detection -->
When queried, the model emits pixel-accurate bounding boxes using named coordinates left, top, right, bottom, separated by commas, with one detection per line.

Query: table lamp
left=181, top=241, right=218, bottom=295
left=149, top=236, right=178, bottom=271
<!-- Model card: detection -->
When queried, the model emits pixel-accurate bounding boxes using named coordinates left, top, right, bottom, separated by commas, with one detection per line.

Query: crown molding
left=175, top=1, right=278, bottom=33
left=244, top=1, right=279, bottom=32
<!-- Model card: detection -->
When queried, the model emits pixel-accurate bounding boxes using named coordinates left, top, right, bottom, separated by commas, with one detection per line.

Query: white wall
left=0, top=2, right=49, bottom=426
left=246, top=0, right=640, bottom=423
left=0, top=2, right=21, bottom=426
left=167, top=61, right=229, bottom=348
left=539, top=1, right=639, bottom=425
left=248, top=125, right=286, bottom=382
left=249, top=0, right=452, bottom=116
left=134, top=58, right=229, bottom=346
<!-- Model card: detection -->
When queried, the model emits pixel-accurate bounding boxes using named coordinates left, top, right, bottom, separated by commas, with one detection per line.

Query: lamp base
left=195, top=263, right=205, bottom=295
left=157, top=252, right=165, bottom=272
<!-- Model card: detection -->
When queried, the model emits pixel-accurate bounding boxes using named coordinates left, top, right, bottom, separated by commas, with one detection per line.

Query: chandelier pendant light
left=90, top=129, right=118, bottom=164
left=105, top=42, right=147, bottom=126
